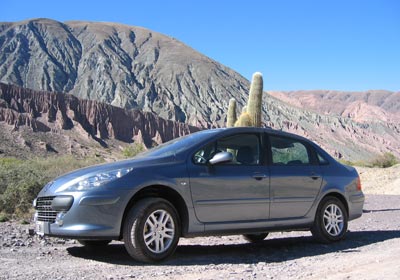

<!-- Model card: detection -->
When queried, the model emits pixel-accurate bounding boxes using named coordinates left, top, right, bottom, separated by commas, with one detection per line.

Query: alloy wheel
left=139, top=209, right=175, bottom=254
left=323, top=203, right=344, bottom=236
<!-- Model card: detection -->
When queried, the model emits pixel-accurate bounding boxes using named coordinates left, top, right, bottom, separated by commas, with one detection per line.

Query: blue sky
left=3, top=0, right=399, bottom=91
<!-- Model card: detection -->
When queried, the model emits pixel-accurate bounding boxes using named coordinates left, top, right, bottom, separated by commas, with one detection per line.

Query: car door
left=267, top=134, right=323, bottom=219
left=188, top=133, right=270, bottom=223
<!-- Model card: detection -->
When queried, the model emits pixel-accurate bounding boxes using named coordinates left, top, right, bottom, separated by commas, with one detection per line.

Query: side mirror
left=208, top=152, right=233, bottom=165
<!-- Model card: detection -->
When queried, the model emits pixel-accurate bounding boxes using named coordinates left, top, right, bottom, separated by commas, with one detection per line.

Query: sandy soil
left=1, top=167, right=400, bottom=280
left=356, top=164, right=400, bottom=195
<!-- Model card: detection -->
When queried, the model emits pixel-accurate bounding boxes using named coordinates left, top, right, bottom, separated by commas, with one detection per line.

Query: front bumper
left=34, top=193, right=127, bottom=239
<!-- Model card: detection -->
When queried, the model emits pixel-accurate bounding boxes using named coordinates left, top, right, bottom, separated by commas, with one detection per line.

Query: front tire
left=123, top=198, right=180, bottom=263
left=311, top=196, right=348, bottom=243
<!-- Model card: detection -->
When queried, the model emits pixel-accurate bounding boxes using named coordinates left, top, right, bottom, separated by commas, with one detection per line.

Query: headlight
left=56, top=168, right=133, bottom=192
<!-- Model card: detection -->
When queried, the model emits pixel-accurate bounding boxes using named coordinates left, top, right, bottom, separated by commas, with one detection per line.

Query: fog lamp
left=33, top=212, right=38, bottom=222
left=55, top=212, right=66, bottom=226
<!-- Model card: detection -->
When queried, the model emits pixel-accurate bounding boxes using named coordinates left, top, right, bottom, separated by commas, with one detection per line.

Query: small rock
left=13, top=239, right=25, bottom=247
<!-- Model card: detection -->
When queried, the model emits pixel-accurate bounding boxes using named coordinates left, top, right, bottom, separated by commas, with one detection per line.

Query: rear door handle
left=253, top=174, right=268, bottom=180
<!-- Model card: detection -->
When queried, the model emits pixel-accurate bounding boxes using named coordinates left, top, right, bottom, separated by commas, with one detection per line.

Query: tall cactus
left=235, top=112, right=252, bottom=127
left=227, top=98, right=237, bottom=127
left=226, top=72, right=264, bottom=128
left=246, top=72, right=263, bottom=127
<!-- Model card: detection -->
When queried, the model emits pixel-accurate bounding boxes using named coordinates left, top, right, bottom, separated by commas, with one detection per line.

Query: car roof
left=204, top=127, right=310, bottom=142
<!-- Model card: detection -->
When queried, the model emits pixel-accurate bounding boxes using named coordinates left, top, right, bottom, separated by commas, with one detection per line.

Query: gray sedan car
left=34, top=127, right=364, bottom=262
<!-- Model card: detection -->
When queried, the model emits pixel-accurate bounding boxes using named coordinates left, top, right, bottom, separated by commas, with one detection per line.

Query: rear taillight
left=356, top=176, right=362, bottom=191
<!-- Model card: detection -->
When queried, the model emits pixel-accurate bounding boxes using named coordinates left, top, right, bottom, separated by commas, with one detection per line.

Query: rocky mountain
left=0, top=18, right=249, bottom=128
left=0, top=83, right=198, bottom=158
left=0, top=18, right=399, bottom=161
left=268, top=90, right=400, bottom=123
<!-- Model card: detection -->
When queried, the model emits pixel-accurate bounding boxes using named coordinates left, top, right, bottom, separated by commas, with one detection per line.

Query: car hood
left=39, top=155, right=176, bottom=195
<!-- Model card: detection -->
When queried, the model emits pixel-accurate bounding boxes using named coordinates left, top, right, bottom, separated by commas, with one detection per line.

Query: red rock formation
left=0, top=83, right=199, bottom=147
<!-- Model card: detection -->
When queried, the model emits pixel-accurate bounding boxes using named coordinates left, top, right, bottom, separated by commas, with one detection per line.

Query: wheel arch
left=119, top=185, right=189, bottom=239
left=320, top=192, right=349, bottom=216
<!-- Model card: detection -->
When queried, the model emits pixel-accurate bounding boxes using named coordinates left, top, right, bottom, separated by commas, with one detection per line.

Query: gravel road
left=1, top=194, right=400, bottom=280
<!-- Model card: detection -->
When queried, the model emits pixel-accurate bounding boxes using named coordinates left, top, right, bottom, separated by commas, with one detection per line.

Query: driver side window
left=193, top=134, right=260, bottom=165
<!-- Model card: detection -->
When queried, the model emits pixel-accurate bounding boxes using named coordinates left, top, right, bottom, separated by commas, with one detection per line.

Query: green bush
left=0, top=156, right=103, bottom=217
left=122, top=143, right=145, bottom=158
left=339, top=153, right=398, bottom=168
left=0, top=213, right=9, bottom=222
left=339, top=159, right=368, bottom=167
left=370, top=152, right=398, bottom=168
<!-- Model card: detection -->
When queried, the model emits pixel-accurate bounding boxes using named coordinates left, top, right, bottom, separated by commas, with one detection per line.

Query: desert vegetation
left=0, top=142, right=149, bottom=220
left=369, top=152, right=398, bottom=168
left=0, top=156, right=103, bottom=219
left=227, top=72, right=264, bottom=128
left=121, top=143, right=145, bottom=158
left=340, top=152, right=398, bottom=168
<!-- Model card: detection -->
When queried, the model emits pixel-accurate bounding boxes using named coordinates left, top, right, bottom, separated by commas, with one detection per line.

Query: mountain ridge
left=268, top=90, right=400, bottom=123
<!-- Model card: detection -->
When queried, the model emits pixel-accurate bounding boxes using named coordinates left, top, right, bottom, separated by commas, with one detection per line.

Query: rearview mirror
left=208, top=152, right=233, bottom=165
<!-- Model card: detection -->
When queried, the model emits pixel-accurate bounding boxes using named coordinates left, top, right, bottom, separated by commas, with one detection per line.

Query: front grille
left=36, top=196, right=57, bottom=223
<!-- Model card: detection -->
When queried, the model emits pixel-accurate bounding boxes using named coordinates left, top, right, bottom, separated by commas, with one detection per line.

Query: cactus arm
left=227, top=98, right=237, bottom=127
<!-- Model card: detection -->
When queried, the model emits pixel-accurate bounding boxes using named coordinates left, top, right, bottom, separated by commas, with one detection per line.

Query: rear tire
left=123, top=198, right=180, bottom=263
left=311, top=196, right=348, bottom=243
left=243, top=233, right=269, bottom=243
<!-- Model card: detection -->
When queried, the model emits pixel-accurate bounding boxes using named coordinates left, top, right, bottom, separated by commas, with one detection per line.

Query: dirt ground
left=1, top=166, right=399, bottom=280
left=356, top=164, right=400, bottom=195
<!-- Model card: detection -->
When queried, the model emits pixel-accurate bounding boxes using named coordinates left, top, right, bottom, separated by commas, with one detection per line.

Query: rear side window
left=269, top=136, right=311, bottom=165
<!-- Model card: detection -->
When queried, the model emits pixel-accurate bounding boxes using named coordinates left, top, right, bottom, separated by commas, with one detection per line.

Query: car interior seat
left=236, top=146, right=254, bottom=165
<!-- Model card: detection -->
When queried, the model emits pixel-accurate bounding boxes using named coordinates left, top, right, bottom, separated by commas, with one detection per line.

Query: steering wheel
left=194, top=154, right=207, bottom=164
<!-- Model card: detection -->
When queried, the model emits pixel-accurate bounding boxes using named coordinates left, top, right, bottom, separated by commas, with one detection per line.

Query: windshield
left=137, top=129, right=222, bottom=158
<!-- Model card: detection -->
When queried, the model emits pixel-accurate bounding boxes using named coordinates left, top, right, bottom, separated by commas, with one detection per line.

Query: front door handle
left=310, top=172, right=321, bottom=180
left=252, top=174, right=268, bottom=180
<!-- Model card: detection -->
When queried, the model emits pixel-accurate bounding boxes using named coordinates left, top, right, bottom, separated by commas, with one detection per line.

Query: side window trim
left=315, top=149, right=330, bottom=165
left=304, top=142, right=319, bottom=166
left=263, top=132, right=273, bottom=166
